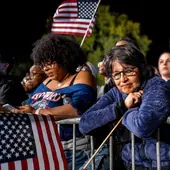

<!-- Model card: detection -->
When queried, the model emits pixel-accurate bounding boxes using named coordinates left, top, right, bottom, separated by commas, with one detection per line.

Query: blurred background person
left=158, top=51, right=170, bottom=82
left=97, top=60, right=114, bottom=99
left=115, top=37, right=140, bottom=49
left=0, top=53, right=27, bottom=106
left=21, top=64, right=46, bottom=96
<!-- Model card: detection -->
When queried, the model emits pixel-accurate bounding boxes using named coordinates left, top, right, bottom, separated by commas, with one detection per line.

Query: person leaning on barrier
left=97, top=37, right=140, bottom=100
left=79, top=44, right=170, bottom=170
left=11, top=33, right=97, bottom=170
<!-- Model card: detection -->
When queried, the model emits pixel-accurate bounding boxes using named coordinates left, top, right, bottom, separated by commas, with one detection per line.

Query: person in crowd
left=79, top=44, right=170, bottom=170
left=12, top=33, right=97, bottom=170
left=21, top=64, right=46, bottom=96
left=97, top=37, right=140, bottom=100
left=115, top=37, right=140, bottom=49
left=0, top=53, right=27, bottom=106
left=158, top=51, right=170, bottom=83
left=97, top=60, right=114, bottom=99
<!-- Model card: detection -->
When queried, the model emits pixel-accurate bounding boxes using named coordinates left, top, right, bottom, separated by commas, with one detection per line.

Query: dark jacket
left=79, top=75, right=170, bottom=168
left=0, top=75, right=28, bottom=106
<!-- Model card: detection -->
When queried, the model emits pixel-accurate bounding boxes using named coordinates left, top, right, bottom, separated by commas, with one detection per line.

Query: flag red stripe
left=42, top=116, right=60, bottom=170
left=60, top=11, right=77, bottom=14
left=21, top=160, right=28, bottom=170
left=52, top=26, right=91, bottom=31
left=33, top=157, right=39, bottom=170
left=33, top=115, right=50, bottom=170
left=51, top=117, right=68, bottom=170
left=60, top=0, right=77, bottom=4
left=8, top=161, right=15, bottom=170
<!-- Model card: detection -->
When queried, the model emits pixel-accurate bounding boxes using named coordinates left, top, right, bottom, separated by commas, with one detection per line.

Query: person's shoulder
left=74, top=70, right=97, bottom=89
left=42, top=77, right=52, bottom=85
left=148, top=75, right=167, bottom=86
left=144, top=75, right=170, bottom=93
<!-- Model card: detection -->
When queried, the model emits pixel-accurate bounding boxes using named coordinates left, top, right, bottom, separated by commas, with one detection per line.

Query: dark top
left=0, top=75, right=28, bottom=106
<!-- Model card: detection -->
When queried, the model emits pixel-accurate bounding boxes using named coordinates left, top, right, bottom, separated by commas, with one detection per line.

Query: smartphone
left=2, top=104, right=18, bottom=112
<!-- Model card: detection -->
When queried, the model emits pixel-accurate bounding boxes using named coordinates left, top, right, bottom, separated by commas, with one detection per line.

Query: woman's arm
left=122, top=78, right=170, bottom=138
left=79, top=89, right=126, bottom=134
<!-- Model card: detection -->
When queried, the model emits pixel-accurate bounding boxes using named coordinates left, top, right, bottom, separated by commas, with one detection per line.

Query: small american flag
left=0, top=113, right=68, bottom=170
left=51, top=0, right=98, bottom=36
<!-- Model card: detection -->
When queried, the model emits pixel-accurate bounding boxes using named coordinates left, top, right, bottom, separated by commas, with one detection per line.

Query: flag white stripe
left=14, top=160, right=21, bottom=170
left=0, top=163, right=8, bottom=170
left=55, top=13, right=77, bottom=17
left=59, top=2, right=77, bottom=8
left=51, top=28, right=92, bottom=33
left=59, top=8, right=77, bottom=12
left=47, top=116, right=64, bottom=170
left=52, top=23, right=94, bottom=28
left=29, top=115, right=45, bottom=170
left=27, top=158, right=34, bottom=170
left=38, top=115, right=55, bottom=170
left=53, top=18, right=94, bottom=23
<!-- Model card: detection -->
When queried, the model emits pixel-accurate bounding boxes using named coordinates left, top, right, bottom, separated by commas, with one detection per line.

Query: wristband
left=35, top=108, right=41, bottom=115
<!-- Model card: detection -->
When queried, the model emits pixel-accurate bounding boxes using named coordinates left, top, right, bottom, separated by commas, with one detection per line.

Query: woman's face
left=41, top=61, right=60, bottom=80
left=158, top=52, right=170, bottom=80
left=112, top=60, right=141, bottom=94
left=98, top=61, right=106, bottom=76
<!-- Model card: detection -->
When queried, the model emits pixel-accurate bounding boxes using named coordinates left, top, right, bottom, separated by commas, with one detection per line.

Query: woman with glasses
left=21, top=65, right=46, bottom=96
left=79, top=44, right=170, bottom=170
left=12, top=33, right=97, bottom=170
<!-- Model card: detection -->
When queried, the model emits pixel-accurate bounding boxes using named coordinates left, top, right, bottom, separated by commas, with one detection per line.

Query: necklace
left=57, top=73, right=70, bottom=88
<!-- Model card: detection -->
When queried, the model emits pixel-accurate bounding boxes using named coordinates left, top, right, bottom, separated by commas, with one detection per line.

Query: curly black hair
left=104, top=44, right=154, bottom=82
left=31, top=34, right=87, bottom=74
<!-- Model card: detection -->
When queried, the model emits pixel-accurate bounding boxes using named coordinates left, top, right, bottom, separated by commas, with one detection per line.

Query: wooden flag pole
left=80, top=0, right=102, bottom=47
left=82, top=115, right=124, bottom=170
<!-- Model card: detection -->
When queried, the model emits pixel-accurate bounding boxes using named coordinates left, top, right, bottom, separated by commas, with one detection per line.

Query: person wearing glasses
left=12, top=34, right=97, bottom=170
left=21, top=64, right=46, bottom=96
left=79, top=44, right=170, bottom=170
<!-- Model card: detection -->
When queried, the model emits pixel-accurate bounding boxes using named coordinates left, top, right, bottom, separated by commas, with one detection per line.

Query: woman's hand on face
left=124, top=90, right=143, bottom=109
left=11, top=105, right=35, bottom=114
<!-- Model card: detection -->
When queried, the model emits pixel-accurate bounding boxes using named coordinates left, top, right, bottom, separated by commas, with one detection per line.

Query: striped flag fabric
left=0, top=112, right=68, bottom=170
left=51, top=0, right=98, bottom=36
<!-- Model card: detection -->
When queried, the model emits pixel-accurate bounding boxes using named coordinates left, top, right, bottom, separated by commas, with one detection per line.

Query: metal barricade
left=57, top=117, right=170, bottom=170
left=57, top=117, right=96, bottom=170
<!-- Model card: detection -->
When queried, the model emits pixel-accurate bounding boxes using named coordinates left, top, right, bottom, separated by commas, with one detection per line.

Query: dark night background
left=0, top=0, right=169, bottom=67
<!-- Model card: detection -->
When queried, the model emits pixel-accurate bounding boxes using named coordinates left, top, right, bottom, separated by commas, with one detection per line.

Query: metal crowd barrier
left=57, top=117, right=170, bottom=170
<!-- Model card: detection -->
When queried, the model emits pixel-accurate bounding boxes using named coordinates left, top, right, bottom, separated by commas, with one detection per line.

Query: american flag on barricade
left=51, top=0, right=98, bottom=36
left=0, top=112, right=68, bottom=170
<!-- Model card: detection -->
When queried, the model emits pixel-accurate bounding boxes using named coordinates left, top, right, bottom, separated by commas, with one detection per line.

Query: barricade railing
left=57, top=117, right=170, bottom=170
left=57, top=117, right=95, bottom=170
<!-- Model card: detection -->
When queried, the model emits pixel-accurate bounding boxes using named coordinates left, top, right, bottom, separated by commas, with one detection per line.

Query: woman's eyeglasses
left=112, top=67, right=137, bottom=80
left=40, top=62, right=57, bottom=70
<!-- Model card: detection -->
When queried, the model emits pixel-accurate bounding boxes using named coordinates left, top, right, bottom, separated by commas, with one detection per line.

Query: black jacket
left=0, top=75, right=27, bottom=106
